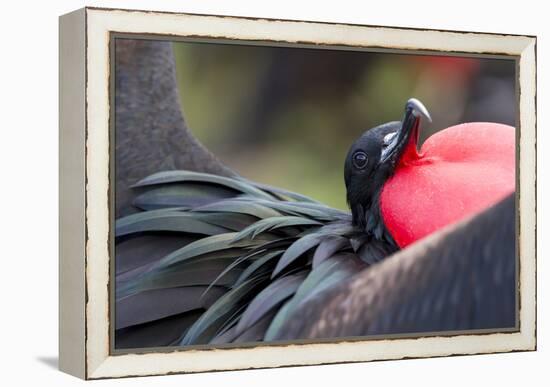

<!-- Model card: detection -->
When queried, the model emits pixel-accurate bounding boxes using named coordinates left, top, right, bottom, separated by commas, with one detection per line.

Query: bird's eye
left=353, top=151, right=368, bottom=169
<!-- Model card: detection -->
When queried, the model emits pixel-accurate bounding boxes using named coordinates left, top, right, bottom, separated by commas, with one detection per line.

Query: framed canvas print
left=59, top=7, right=537, bottom=380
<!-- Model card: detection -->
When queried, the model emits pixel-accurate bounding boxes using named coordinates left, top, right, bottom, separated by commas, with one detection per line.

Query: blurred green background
left=172, top=42, right=516, bottom=210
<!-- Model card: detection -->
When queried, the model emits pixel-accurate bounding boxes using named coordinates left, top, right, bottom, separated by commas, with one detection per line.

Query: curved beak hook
left=380, top=98, right=431, bottom=164
left=407, top=98, right=432, bottom=123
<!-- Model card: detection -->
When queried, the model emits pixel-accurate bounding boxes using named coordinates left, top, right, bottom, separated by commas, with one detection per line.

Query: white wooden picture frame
left=59, top=7, right=536, bottom=380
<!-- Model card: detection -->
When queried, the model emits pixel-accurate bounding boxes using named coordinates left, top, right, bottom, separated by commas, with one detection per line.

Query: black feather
left=115, top=171, right=395, bottom=348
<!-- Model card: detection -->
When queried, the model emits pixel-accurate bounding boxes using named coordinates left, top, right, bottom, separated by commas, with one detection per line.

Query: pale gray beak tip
left=406, top=98, right=432, bottom=123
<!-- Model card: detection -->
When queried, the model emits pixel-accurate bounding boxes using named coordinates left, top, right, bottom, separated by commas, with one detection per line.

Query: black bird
left=344, top=98, right=431, bottom=242
left=115, top=97, right=515, bottom=348
left=114, top=41, right=516, bottom=349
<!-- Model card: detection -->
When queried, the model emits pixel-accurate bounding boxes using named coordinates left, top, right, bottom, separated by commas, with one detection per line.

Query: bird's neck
left=350, top=188, right=398, bottom=248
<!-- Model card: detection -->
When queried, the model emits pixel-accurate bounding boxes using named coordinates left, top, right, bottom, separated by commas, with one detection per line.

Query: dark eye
left=353, top=151, right=368, bottom=169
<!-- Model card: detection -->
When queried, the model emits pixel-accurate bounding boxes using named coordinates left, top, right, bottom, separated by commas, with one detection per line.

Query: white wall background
left=0, top=0, right=546, bottom=385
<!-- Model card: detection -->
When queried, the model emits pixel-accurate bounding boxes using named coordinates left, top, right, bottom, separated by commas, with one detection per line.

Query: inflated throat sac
left=380, top=122, right=515, bottom=247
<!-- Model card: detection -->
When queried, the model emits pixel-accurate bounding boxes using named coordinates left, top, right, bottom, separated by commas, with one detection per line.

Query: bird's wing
left=115, top=170, right=389, bottom=348
left=273, top=192, right=516, bottom=340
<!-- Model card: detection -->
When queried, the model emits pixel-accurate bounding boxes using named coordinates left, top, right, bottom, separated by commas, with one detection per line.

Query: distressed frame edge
left=59, top=7, right=87, bottom=380
left=517, top=37, right=537, bottom=350
left=80, top=7, right=537, bottom=380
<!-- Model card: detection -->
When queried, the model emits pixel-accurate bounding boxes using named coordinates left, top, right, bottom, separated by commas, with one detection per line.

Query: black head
left=344, top=98, right=431, bottom=235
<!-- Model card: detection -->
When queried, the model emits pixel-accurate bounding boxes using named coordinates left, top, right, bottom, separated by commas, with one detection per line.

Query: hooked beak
left=380, top=98, right=432, bottom=164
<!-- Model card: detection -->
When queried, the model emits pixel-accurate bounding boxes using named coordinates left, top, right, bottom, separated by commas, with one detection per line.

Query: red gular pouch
left=380, top=122, right=515, bottom=248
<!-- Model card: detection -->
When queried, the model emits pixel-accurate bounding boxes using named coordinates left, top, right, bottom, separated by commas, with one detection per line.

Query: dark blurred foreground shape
left=114, top=39, right=516, bottom=348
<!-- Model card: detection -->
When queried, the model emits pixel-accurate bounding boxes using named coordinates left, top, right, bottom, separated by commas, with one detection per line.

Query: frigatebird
left=115, top=96, right=515, bottom=348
